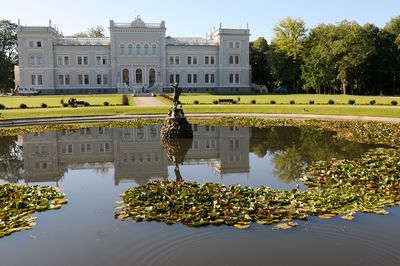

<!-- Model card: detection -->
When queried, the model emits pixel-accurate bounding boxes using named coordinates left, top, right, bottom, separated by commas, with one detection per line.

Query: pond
left=0, top=124, right=399, bottom=266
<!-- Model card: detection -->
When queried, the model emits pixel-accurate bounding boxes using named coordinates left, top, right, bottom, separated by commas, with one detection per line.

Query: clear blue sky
left=1, top=0, right=399, bottom=41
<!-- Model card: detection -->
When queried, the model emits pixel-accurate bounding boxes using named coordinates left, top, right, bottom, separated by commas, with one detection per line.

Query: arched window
left=152, top=44, right=157, bottom=54
left=122, top=68, right=130, bottom=85
left=136, top=44, right=141, bottom=54
left=128, top=44, right=133, bottom=55
left=119, top=44, right=125, bottom=55
left=136, top=69, right=143, bottom=84
left=149, top=68, right=156, bottom=86
left=144, top=44, right=149, bottom=54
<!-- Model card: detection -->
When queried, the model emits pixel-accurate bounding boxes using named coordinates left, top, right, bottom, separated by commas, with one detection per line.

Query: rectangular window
left=59, top=74, right=64, bottom=85
left=30, top=55, right=42, bottom=66
left=58, top=56, right=63, bottom=65
left=65, top=74, right=70, bottom=85
left=229, top=55, right=240, bottom=65
left=175, top=56, right=180, bottom=65
left=96, top=55, right=107, bottom=65
left=99, top=143, right=111, bottom=153
left=235, top=55, right=239, bottom=64
left=187, top=56, right=197, bottom=65
left=97, top=74, right=102, bottom=85
left=80, top=143, right=92, bottom=153
left=229, top=74, right=234, bottom=84
left=58, top=56, right=69, bottom=65
left=228, top=41, right=234, bottom=48
left=103, top=74, right=108, bottom=85
left=64, top=56, right=69, bottom=65
left=235, top=41, right=240, bottom=48
left=205, top=74, right=209, bottom=83
left=235, top=74, right=240, bottom=83
left=187, top=74, right=192, bottom=84
left=205, top=56, right=215, bottom=65
left=193, top=74, right=197, bottom=83
left=169, top=74, right=180, bottom=84
left=78, top=74, right=89, bottom=85
left=29, top=41, right=34, bottom=48
left=229, top=56, right=234, bottom=65
left=36, top=41, right=42, bottom=48
left=169, top=56, right=174, bottom=65
left=96, top=74, right=108, bottom=85
left=187, top=74, right=197, bottom=84
left=61, top=144, right=73, bottom=154
left=77, top=56, right=88, bottom=65
left=31, top=74, right=43, bottom=85
left=211, top=74, right=215, bottom=83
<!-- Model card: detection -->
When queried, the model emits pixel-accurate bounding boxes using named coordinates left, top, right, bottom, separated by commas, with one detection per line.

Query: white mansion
left=15, top=17, right=251, bottom=94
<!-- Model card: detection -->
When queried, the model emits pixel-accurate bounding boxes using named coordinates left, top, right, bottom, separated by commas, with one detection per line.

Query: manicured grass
left=0, top=94, right=135, bottom=108
left=0, top=104, right=399, bottom=120
left=178, top=94, right=400, bottom=105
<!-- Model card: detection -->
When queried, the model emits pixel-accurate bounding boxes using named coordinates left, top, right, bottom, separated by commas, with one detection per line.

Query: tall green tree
left=74, top=25, right=105, bottom=37
left=382, top=16, right=400, bottom=95
left=0, top=20, right=18, bottom=92
left=249, top=37, right=270, bottom=85
left=271, top=17, right=307, bottom=91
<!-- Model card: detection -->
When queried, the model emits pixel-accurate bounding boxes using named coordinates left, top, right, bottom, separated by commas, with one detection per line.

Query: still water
left=0, top=125, right=399, bottom=266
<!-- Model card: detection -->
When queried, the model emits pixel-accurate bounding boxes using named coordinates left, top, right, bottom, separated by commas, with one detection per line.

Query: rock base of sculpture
left=160, top=107, right=193, bottom=139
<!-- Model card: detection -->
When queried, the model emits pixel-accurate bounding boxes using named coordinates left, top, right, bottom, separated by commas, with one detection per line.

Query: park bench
left=218, top=99, right=237, bottom=104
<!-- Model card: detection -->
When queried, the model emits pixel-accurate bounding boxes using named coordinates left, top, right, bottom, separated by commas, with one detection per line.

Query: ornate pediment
left=131, top=15, right=146, bottom=27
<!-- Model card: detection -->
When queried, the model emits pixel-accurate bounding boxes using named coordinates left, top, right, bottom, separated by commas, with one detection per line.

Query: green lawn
left=0, top=104, right=399, bottom=120
left=0, top=94, right=135, bottom=108
left=178, top=94, right=400, bottom=105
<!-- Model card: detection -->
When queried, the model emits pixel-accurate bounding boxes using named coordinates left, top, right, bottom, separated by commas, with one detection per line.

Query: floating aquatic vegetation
left=0, top=184, right=67, bottom=238
left=0, top=119, right=163, bottom=136
left=116, top=148, right=400, bottom=229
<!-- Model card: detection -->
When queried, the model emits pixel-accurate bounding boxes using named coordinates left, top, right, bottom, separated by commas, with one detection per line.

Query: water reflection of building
left=20, top=125, right=250, bottom=185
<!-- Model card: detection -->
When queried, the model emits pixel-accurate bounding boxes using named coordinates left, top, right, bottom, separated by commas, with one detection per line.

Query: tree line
left=250, top=16, right=400, bottom=95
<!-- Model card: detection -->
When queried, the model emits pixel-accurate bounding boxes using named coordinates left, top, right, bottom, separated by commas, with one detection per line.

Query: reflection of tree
left=0, top=136, right=24, bottom=182
left=250, top=126, right=380, bottom=183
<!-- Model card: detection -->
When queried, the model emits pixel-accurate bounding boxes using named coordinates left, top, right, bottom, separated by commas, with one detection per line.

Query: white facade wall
left=16, top=18, right=250, bottom=94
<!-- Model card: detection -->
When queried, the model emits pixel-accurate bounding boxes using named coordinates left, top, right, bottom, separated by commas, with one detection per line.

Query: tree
left=0, top=20, right=18, bottom=92
left=271, top=17, right=307, bottom=92
left=249, top=37, right=271, bottom=85
left=74, top=25, right=105, bottom=37
left=383, top=17, right=400, bottom=95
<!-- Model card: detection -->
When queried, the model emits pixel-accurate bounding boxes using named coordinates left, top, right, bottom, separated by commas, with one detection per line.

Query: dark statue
left=160, top=83, right=193, bottom=139
left=172, top=83, right=182, bottom=107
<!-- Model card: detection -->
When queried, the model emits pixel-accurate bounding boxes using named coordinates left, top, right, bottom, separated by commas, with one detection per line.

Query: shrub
left=213, top=100, right=218, bottom=104
left=369, top=100, right=376, bottom=105
left=328, top=99, right=335, bottom=105
left=60, top=99, right=64, bottom=104
left=251, top=99, right=256, bottom=104
left=193, top=100, right=199, bottom=105
left=104, top=101, right=109, bottom=106
left=0, top=104, right=5, bottom=109
left=348, top=99, right=356, bottom=105
left=289, top=100, right=295, bottom=105
left=41, top=103, right=48, bottom=108
left=84, top=102, right=90, bottom=107
left=122, top=94, right=129, bottom=105
left=270, top=100, right=276, bottom=104
left=391, top=100, right=398, bottom=106
left=20, top=103, right=27, bottom=109
left=309, top=100, right=315, bottom=105
left=63, top=103, right=68, bottom=107
left=232, top=100, right=237, bottom=104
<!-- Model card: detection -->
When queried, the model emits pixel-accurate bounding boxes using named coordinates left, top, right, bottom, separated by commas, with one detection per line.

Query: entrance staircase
left=117, top=83, right=163, bottom=96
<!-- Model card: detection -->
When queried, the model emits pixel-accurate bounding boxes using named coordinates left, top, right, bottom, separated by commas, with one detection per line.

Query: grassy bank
left=178, top=94, right=400, bottom=105
left=0, top=104, right=399, bottom=120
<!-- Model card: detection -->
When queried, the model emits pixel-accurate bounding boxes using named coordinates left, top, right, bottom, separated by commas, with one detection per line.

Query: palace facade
left=15, top=17, right=251, bottom=94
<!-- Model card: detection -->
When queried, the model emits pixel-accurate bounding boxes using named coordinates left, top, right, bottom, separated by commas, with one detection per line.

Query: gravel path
left=133, top=97, right=166, bottom=107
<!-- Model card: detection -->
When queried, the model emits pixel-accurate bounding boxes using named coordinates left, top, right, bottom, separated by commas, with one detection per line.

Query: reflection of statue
left=161, top=138, right=193, bottom=181
left=171, top=83, right=182, bottom=107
